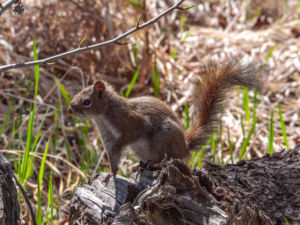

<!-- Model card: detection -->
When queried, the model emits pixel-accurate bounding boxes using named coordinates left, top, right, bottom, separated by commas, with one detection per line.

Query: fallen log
left=69, top=146, right=300, bottom=225
left=0, top=153, right=20, bottom=225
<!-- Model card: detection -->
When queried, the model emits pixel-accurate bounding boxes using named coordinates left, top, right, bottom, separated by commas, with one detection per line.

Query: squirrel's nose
left=68, top=106, right=73, bottom=114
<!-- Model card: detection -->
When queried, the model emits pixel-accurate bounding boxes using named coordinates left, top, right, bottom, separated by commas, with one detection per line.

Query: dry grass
left=1, top=0, right=300, bottom=224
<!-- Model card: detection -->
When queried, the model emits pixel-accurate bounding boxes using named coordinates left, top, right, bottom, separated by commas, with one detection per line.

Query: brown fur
left=68, top=60, right=263, bottom=176
left=185, top=60, right=263, bottom=152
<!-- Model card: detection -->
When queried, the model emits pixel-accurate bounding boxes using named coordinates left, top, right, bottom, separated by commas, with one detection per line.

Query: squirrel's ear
left=94, top=80, right=105, bottom=93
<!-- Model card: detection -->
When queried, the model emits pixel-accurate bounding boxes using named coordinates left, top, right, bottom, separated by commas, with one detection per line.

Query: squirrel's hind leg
left=149, top=126, right=186, bottom=162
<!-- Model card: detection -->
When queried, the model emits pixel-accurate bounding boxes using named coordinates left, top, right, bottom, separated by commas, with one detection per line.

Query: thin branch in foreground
left=115, top=40, right=131, bottom=45
left=11, top=172, right=37, bottom=225
left=0, top=0, right=17, bottom=16
left=0, top=91, right=56, bottom=109
left=0, top=0, right=187, bottom=72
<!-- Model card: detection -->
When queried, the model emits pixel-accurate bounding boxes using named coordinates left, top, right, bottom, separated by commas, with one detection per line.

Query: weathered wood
left=201, top=146, right=300, bottom=225
left=70, top=159, right=228, bottom=225
left=0, top=153, right=20, bottom=225
left=69, top=146, right=300, bottom=225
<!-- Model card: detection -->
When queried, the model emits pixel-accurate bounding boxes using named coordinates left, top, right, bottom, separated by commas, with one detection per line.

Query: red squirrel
left=68, top=60, right=263, bottom=179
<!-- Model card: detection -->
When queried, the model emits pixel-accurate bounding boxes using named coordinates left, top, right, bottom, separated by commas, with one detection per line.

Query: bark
left=0, top=153, right=20, bottom=225
left=69, top=146, right=300, bottom=225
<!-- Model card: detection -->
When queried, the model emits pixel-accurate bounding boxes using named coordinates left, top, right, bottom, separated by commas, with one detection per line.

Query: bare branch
left=115, top=40, right=131, bottom=45
left=11, top=172, right=37, bottom=225
left=0, top=0, right=17, bottom=16
left=0, top=0, right=186, bottom=72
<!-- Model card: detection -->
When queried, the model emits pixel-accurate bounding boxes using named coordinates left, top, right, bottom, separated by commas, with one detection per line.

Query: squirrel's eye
left=83, top=99, right=91, bottom=106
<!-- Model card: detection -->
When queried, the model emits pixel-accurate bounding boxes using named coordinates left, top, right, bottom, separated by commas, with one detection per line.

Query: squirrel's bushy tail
left=185, top=59, right=263, bottom=152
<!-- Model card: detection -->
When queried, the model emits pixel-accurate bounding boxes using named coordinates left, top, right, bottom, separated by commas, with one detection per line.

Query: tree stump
left=0, top=153, right=20, bottom=225
left=69, top=146, right=300, bottom=225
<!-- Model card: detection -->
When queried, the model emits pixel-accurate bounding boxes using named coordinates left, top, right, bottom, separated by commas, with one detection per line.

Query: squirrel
left=68, top=59, right=263, bottom=180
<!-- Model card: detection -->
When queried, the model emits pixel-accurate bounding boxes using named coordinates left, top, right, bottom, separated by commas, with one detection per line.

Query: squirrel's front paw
left=102, top=173, right=114, bottom=184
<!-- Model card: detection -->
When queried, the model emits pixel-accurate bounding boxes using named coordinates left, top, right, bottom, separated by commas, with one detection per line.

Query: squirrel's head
left=68, top=79, right=108, bottom=119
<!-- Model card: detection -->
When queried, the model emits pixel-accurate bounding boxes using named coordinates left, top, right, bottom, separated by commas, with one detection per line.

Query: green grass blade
left=20, top=104, right=34, bottom=184
left=12, top=76, right=26, bottom=89
left=183, top=103, right=190, bottom=131
left=118, top=166, right=130, bottom=178
left=25, top=137, right=43, bottom=180
left=48, top=170, right=54, bottom=225
left=189, top=146, right=205, bottom=169
left=278, top=103, right=289, bottom=149
left=189, top=151, right=196, bottom=168
left=252, top=89, right=258, bottom=122
left=52, top=118, right=59, bottom=156
left=153, top=55, right=160, bottom=97
left=243, top=87, right=250, bottom=123
left=58, top=82, right=71, bottom=105
left=239, top=117, right=259, bottom=160
left=37, top=138, right=50, bottom=225
left=31, top=107, right=50, bottom=152
left=180, top=30, right=191, bottom=41
left=220, top=116, right=224, bottom=167
left=65, top=139, right=72, bottom=162
left=268, top=110, right=274, bottom=154
left=180, top=16, right=187, bottom=30
left=197, top=148, right=204, bottom=168
left=251, top=6, right=262, bottom=21
left=125, top=67, right=140, bottom=98
left=17, top=129, right=22, bottom=182
left=129, top=0, right=142, bottom=9
left=133, top=43, right=138, bottom=63
left=21, top=37, right=40, bottom=184
left=23, top=76, right=34, bottom=98
left=285, top=218, right=290, bottom=225
left=211, top=133, right=216, bottom=162
left=171, top=48, right=176, bottom=60
left=89, top=148, right=96, bottom=164
left=240, top=115, right=245, bottom=139
left=227, top=130, right=234, bottom=164
left=265, top=46, right=276, bottom=63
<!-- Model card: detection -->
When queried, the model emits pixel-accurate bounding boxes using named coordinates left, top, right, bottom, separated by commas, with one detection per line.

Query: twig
left=0, top=0, right=186, bottom=72
left=11, top=172, right=37, bottom=225
left=0, top=91, right=56, bottom=109
left=0, top=0, right=17, bottom=16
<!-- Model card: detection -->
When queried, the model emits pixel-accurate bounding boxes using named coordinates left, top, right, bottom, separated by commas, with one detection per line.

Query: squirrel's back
left=129, top=96, right=181, bottom=125
left=185, top=59, right=263, bottom=153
